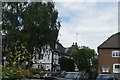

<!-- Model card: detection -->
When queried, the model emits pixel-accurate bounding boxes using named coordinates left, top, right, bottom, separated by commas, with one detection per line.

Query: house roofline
left=98, top=47, right=120, bottom=49
left=98, top=32, right=120, bottom=48
left=54, top=50, right=69, bottom=56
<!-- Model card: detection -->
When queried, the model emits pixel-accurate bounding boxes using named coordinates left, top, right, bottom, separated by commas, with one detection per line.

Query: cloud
left=53, top=0, right=119, bottom=2
left=55, top=2, right=118, bottom=51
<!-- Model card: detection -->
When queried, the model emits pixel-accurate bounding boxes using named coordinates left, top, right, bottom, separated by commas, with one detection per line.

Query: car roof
left=99, top=74, right=117, bottom=75
left=98, top=74, right=118, bottom=77
left=65, top=72, right=80, bottom=73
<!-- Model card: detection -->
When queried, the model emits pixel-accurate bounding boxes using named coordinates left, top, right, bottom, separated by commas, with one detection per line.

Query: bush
left=2, top=66, right=25, bottom=79
left=32, top=74, right=40, bottom=78
left=59, top=57, right=75, bottom=71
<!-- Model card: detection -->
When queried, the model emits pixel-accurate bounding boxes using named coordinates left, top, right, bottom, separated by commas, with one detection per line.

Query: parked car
left=54, top=71, right=66, bottom=77
left=33, top=71, right=56, bottom=80
left=96, top=74, right=119, bottom=80
left=43, top=72, right=55, bottom=78
left=55, top=72, right=87, bottom=80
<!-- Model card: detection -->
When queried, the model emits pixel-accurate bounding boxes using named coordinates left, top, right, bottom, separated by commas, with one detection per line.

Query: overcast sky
left=54, top=2, right=118, bottom=52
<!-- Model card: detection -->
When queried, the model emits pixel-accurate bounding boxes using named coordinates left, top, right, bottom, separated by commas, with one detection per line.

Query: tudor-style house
left=98, top=33, right=120, bottom=78
left=32, top=42, right=67, bottom=71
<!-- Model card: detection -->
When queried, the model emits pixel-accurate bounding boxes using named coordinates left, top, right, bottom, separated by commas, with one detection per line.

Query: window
left=112, top=52, right=115, bottom=57
left=40, top=54, right=44, bottom=59
left=38, top=65, right=40, bottom=69
left=47, top=66, right=49, bottom=68
left=113, top=64, right=120, bottom=73
left=116, top=53, right=118, bottom=56
left=115, top=65, right=120, bottom=68
left=112, top=51, right=120, bottom=57
left=48, top=54, right=50, bottom=60
left=102, top=65, right=110, bottom=73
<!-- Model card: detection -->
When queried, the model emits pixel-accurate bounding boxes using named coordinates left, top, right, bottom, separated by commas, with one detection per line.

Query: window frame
left=102, top=65, right=110, bottom=73
left=112, top=51, right=120, bottom=57
left=113, top=63, right=120, bottom=73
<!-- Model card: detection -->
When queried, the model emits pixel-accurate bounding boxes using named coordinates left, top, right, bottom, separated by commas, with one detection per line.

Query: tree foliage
left=5, top=42, right=32, bottom=69
left=2, top=2, right=60, bottom=57
left=72, top=46, right=96, bottom=71
left=59, top=57, right=75, bottom=71
left=3, top=66, right=25, bottom=79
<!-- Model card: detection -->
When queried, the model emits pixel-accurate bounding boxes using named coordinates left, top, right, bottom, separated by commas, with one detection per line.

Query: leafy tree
left=71, top=46, right=96, bottom=71
left=2, top=42, right=33, bottom=79
left=70, top=46, right=98, bottom=78
left=2, top=66, right=25, bottom=79
left=2, top=2, right=60, bottom=59
left=5, top=42, right=32, bottom=69
left=59, top=57, right=75, bottom=71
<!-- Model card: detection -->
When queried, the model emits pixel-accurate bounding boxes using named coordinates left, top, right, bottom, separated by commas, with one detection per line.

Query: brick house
left=98, top=33, right=120, bottom=78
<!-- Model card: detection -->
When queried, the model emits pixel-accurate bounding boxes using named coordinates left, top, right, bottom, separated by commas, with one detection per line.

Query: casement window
left=102, top=65, right=110, bottom=73
left=40, top=54, right=44, bottom=59
left=113, top=64, right=120, bottom=73
left=112, top=51, right=120, bottom=57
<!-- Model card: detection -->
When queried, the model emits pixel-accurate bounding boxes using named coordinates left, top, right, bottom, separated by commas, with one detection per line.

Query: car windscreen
left=97, top=74, right=117, bottom=79
left=43, top=72, right=54, bottom=77
left=64, top=73, right=79, bottom=79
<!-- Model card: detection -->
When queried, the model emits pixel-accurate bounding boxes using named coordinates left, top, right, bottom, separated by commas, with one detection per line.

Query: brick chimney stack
left=70, top=42, right=78, bottom=56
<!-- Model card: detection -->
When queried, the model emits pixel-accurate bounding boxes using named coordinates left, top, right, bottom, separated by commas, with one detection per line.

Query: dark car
left=55, top=72, right=87, bottom=80
left=40, top=71, right=56, bottom=80
left=43, top=71, right=55, bottom=77
left=96, top=74, right=119, bottom=80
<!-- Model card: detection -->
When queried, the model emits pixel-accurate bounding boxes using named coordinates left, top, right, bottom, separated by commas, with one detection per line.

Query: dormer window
left=112, top=51, right=120, bottom=57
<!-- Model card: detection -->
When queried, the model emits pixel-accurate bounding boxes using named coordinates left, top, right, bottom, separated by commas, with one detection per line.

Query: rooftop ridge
left=98, top=32, right=120, bottom=49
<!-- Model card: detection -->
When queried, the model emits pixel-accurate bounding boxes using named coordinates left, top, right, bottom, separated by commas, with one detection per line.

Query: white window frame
left=113, top=63, right=120, bottom=73
left=112, top=51, right=120, bottom=57
left=102, top=65, right=110, bottom=73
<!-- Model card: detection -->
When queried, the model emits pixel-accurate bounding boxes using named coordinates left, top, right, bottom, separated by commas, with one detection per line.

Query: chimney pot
left=75, top=42, right=77, bottom=45
left=73, top=42, right=74, bottom=45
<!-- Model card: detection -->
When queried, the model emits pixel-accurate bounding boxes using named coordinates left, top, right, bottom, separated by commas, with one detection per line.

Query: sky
left=54, top=2, right=118, bottom=52
left=0, top=0, right=119, bottom=52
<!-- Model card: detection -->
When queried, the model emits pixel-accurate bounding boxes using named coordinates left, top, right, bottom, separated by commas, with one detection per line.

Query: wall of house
left=98, top=49, right=120, bottom=78
left=32, top=43, right=66, bottom=71
left=52, top=52, right=61, bottom=71
left=32, top=63, right=52, bottom=70
left=32, top=48, right=52, bottom=71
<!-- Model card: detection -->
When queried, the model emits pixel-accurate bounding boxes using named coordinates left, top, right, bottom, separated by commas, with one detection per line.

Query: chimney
left=72, top=42, right=74, bottom=46
left=75, top=42, right=77, bottom=45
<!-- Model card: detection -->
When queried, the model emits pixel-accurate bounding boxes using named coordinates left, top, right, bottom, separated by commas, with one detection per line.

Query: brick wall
left=98, top=49, right=120, bottom=78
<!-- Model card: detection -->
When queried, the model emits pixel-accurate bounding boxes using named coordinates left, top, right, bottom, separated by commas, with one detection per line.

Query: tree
left=71, top=46, right=96, bottom=71
left=2, top=2, right=61, bottom=59
left=2, top=42, right=32, bottom=79
left=70, top=46, right=98, bottom=78
left=59, top=57, right=75, bottom=71
left=5, top=42, right=32, bottom=69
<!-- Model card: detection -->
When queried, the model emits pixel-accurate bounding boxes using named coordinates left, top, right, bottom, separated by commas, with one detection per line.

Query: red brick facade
left=98, top=33, right=120, bottom=78
left=98, top=49, right=120, bottom=78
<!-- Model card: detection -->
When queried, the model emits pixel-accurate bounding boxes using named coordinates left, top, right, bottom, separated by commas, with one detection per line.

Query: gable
left=98, top=33, right=120, bottom=49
